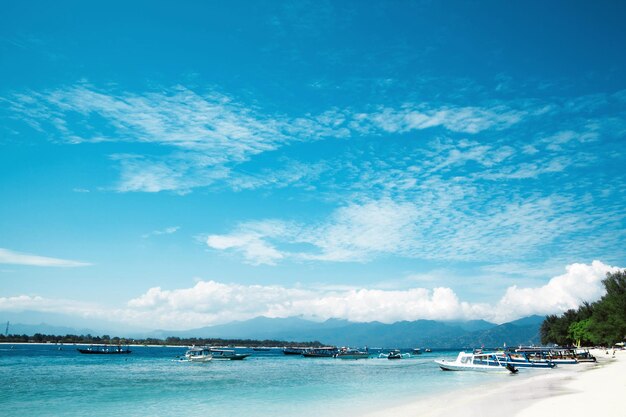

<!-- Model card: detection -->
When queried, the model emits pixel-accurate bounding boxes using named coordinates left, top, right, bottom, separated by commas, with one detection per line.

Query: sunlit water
left=1, top=345, right=512, bottom=416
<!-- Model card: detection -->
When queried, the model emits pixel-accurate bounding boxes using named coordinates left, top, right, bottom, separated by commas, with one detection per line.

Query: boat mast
left=5, top=321, right=8, bottom=336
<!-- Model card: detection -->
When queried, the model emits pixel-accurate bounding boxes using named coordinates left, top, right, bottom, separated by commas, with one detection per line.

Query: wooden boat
left=77, top=345, right=131, bottom=355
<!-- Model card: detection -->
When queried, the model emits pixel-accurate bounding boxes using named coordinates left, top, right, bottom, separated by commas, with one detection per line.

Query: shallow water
left=1, top=345, right=507, bottom=417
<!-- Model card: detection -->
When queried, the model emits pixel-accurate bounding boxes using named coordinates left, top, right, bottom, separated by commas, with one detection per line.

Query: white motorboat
left=435, top=352, right=517, bottom=373
left=185, top=347, right=213, bottom=362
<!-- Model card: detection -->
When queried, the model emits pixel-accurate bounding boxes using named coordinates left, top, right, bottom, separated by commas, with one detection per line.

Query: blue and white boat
left=496, top=352, right=556, bottom=369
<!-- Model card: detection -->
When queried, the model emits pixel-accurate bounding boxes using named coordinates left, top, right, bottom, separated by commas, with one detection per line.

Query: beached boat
left=335, top=348, right=369, bottom=359
left=185, top=347, right=213, bottom=362
left=435, top=352, right=518, bottom=373
left=77, top=345, right=131, bottom=354
left=210, top=348, right=250, bottom=360
left=514, top=347, right=579, bottom=364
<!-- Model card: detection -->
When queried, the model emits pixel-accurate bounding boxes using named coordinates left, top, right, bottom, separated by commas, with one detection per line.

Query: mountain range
left=152, top=315, right=544, bottom=348
left=3, top=313, right=544, bottom=348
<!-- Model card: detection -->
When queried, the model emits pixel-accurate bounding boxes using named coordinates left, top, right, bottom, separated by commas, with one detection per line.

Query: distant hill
left=4, top=313, right=543, bottom=348
left=153, top=315, right=543, bottom=348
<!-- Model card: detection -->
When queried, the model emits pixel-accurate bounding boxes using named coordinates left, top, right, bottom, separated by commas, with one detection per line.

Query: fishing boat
left=435, top=352, right=518, bottom=373
left=335, top=348, right=369, bottom=359
left=209, top=348, right=250, bottom=360
left=77, top=345, right=131, bottom=355
left=184, top=347, right=213, bottom=362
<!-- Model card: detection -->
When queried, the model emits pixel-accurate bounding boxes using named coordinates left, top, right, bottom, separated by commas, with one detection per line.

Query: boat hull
left=434, top=360, right=512, bottom=373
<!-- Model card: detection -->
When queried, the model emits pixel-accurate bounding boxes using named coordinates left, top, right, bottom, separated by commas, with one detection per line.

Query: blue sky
left=1, top=1, right=625, bottom=330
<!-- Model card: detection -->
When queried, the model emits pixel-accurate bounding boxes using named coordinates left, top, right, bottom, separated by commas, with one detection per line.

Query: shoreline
left=363, top=348, right=624, bottom=417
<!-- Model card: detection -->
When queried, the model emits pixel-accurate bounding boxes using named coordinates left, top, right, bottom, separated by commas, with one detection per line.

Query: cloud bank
left=0, top=261, right=620, bottom=329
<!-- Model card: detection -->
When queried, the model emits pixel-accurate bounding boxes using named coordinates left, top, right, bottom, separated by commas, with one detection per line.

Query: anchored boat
left=184, top=347, right=213, bottom=362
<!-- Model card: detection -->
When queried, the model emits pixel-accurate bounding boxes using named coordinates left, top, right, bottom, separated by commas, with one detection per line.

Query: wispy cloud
left=5, top=83, right=536, bottom=194
left=142, top=226, right=181, bottom=239
left=0, top=248, right=91, bottom=267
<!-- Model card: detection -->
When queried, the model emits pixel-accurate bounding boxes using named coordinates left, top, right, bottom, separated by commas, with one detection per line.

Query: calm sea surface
left=1, top=344, right=509, bottom=416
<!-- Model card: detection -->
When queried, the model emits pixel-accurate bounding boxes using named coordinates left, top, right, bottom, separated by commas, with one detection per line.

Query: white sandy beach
left=365, top=349, right=625, bottom=417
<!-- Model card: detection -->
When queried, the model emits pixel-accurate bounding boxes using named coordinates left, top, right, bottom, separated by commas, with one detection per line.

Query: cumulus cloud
left=0, top=248, right=91, bottom=267
left=2, top=261, right=618, bottom=329
left=492, top=260, right=620, bottom=322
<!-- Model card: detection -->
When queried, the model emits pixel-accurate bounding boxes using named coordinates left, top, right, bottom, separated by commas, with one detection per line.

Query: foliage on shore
left=0, top=333, right=324, bottom=348
left=541, top=270, right=626, bottom=346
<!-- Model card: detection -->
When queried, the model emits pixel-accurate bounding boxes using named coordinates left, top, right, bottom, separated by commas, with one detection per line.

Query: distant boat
left=283, top=347, right=308, bottom=355
left=424, top=348, right=432, bottom=353
left=302, top=347, right=338, bottom=358
left=335, top=348, right=369, bottom=359
left=412, top=348, right=422, bottom=355
left=252, top=347, right=271, bottom=351
left=380, top=349, right=409, bottom=360
left=435, top=352, right=517, bottom=373
left=209, top=348, right=250, bottom=360
left=77, top=345, right=131, bottom=355
left=185, top=347, right=213, bottom=362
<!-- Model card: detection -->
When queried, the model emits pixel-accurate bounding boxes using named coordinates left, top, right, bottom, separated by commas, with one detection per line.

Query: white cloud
left=205, top=194, right=585, bottom=264
left=1, top=261, right=621, bottom=328
left=492, top=260, right=620, bottom=322
left=206, top=221, right=289, bottom=265
left=0, top=248, right=91, bottom=267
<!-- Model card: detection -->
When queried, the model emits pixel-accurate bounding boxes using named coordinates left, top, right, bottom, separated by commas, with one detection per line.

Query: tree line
left=540, top=270, right=626, bottom=346
left=0, top=333, right=324, bottom=348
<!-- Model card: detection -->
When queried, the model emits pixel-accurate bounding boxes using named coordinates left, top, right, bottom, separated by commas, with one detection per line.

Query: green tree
left=568, top=319, right=594, bottom=347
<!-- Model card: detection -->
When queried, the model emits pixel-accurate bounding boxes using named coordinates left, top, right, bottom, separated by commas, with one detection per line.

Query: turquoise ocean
left=2, top=345, right=511, bottom=416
